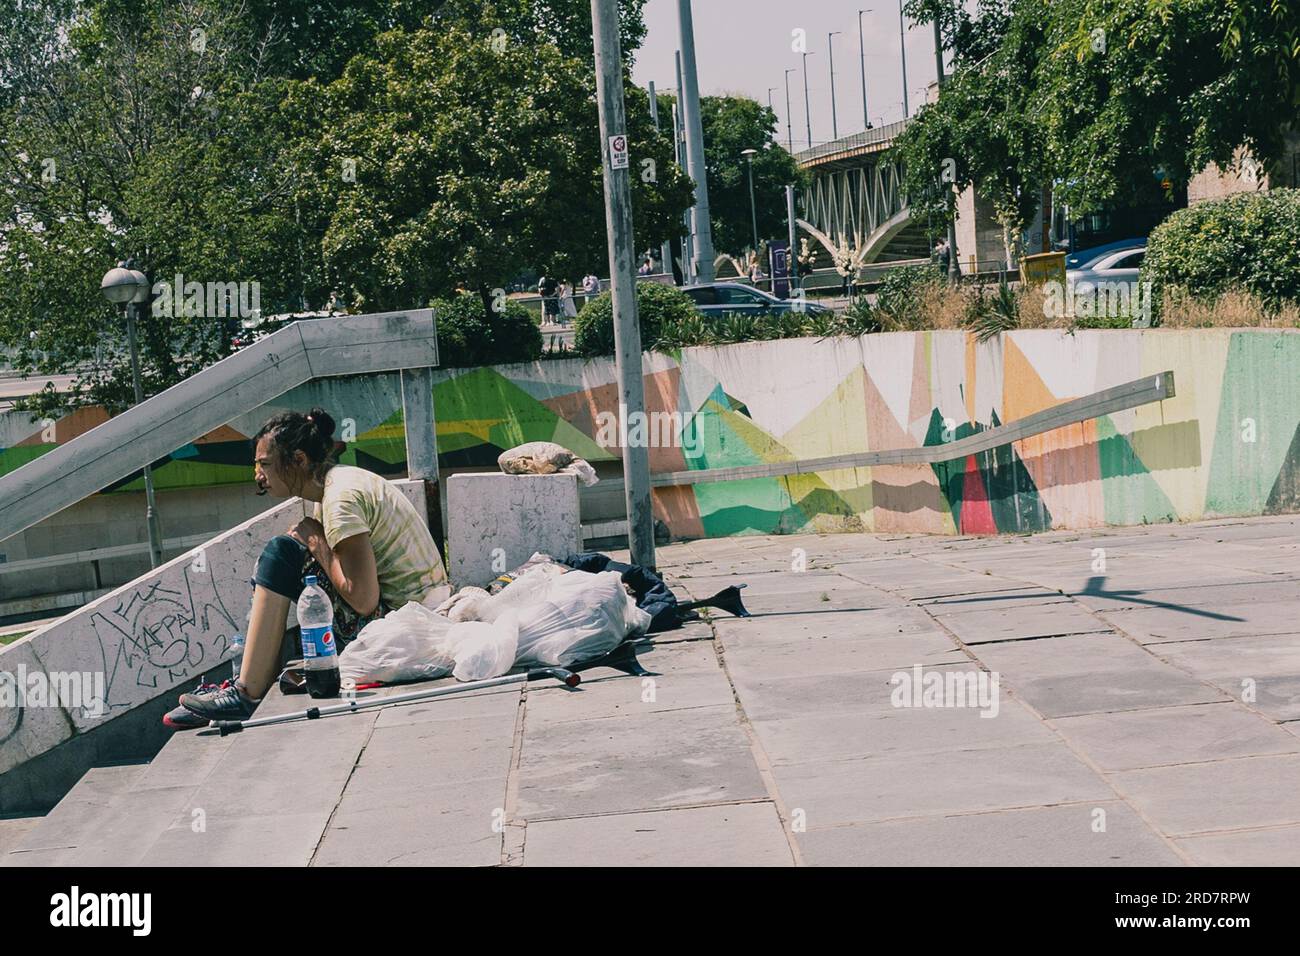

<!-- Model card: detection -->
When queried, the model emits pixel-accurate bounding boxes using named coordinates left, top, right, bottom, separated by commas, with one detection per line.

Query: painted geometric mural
left=2, top=329, right=1298, bottom=539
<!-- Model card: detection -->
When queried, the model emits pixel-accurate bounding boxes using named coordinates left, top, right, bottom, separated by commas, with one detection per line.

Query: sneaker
left=179, top=682, right=259, bottom=722
left=179, top=677, right=231, bottom=706
left=162, top=704, right=210, bottom=731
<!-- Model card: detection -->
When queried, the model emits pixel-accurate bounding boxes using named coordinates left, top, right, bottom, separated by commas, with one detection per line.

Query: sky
left=630, top=0, right=944, bottom=151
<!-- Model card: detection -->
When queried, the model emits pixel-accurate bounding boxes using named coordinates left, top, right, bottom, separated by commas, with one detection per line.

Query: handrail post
left=400, top=365, right=444, bottom=554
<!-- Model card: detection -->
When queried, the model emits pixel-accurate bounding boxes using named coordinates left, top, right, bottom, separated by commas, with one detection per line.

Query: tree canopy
left=0, top=0, right=686, bottom=416
left=893, top=0, right=1300, bottom=261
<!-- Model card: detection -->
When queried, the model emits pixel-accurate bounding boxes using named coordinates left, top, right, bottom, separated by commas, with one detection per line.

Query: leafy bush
left=430, top=293, right=543, bottom=367
left=573, top=282, right=700, bottom=356
left=1143, top=188, right=1300, bottom=322
left=874, top=264, right=945, bottom=329
left=965, top=282, right=1020, bottom=340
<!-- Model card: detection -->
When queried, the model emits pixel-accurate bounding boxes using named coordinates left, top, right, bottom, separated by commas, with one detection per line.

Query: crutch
left=209, top=666, right=579, bottom=736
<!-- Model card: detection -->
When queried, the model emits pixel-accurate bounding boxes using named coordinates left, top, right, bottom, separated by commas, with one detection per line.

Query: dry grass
left=1159, top=288, right=1300, bottom=329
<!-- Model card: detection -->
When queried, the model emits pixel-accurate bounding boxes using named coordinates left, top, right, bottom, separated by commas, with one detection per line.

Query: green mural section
left=1205, top=332, right=1300, bottom=516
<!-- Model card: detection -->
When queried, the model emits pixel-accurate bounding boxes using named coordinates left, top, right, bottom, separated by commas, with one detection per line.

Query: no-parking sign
left=608, top=134, right=629, bottom=170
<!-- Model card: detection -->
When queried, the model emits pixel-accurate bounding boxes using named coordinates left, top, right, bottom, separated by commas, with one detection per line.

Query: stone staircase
left=1, top=677, right=523, bottom=867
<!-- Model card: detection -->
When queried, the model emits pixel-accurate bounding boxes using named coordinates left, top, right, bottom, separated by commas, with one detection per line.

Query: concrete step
left=1, top=763, right=147, bottom=865
left=0, top=816, right=40, bottom=855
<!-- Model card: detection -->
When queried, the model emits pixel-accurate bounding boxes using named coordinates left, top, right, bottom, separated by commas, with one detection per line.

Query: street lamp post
left=898, top=0, right=910, bottom=118
left=766, top=86, right=777, bottom=112
left=858, top=9, right=872, bottom=129
left=100, top=260, right=164, bottom=569
left=802, top=51, right=815, bottom=150
left=828, top=31, right=842, bottom=141
left=783, top=68, right=796, bottom=152
left=741, top=148, right=759, bottom=256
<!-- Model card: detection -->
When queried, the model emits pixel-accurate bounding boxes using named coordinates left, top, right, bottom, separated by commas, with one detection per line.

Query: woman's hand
left=287, top=516, right=326, bottom=554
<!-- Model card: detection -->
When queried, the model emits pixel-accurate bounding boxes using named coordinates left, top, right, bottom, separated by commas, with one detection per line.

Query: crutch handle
left=527, top=667, right=581, bottom=687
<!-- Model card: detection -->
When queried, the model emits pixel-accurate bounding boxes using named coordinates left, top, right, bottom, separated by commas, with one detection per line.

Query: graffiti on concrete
left=89, top=568, right=241, bottom=710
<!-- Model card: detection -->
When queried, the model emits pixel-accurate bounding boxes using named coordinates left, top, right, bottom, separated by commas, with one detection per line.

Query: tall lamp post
left=858, top=9, right=872, bottom=129
left=898, top=0, right=910, bottom=118
left=741, top=148, right=760, bottom=257
left=801, top=50, right=816, bottom=149
left=828, top=31, right=842, bottom=141
left=783, top=68, right=796, bottom=152
left=100, top=260, right=164, bottom=568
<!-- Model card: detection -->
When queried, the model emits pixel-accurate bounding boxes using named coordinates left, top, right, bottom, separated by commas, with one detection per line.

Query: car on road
left=1064, top=238, right=1147, bottom=292
left=681, top=282, right=832, bottom=317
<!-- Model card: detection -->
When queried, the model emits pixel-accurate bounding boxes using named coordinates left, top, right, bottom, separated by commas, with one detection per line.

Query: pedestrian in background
left=538, top=274, right=559, bottom=324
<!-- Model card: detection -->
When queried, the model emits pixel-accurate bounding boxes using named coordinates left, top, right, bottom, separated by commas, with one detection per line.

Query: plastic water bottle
left=230, top=634, right=245, bottom=683
left=297, top=576, right=340, bottom=698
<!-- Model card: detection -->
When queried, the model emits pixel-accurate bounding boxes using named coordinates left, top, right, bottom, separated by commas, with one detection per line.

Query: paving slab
left=514, top=704, right=766, bottom=820
left=525, top=644, right=734, bottom=724
left=1111, top=753, right=1300, bottom=836
left=796, top=801, right=1182, bottom=866
left=969, top=633, right=1228, bottom=718
left=1053, top=703, right=1300, bottom=772
left=731, top=662, right=986, bottom=722
left=720, top=631, right=967, bottom=682
left=714, top=605, right=939, bottom=646
left=314, top=786, right=505, bottom=867
left=141, top=810, right=334, bottom=867
left=523, top=802, right=793, bottom=866
left=935, top=601, right=1112, bottom=645
left=1175, top=825, right=1300, bottom=866
left=1097, top=600, right=1296, bottom=644
left=1152, top=634, right=1300, bottom=720
left=769, top=741, right=1112, bottom=828
left=751, top=696, right=1054, bottom=766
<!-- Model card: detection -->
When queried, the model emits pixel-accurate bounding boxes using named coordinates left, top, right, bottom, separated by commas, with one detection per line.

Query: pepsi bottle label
left=301, top=624, right=336, bottom=659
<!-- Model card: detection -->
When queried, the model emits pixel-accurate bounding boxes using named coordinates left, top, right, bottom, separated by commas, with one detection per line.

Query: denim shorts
left=251, top=534, right=390, bottom=650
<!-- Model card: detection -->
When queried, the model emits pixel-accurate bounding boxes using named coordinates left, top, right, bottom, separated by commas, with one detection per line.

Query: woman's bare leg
left=239, top=585, right=291, bottom=699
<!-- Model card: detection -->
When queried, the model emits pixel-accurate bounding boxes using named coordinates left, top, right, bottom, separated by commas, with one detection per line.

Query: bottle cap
left=304, top=575, right=318, bottom=586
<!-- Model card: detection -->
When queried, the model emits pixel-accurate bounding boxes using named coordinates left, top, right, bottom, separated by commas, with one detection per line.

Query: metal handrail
left=600, top=371, right=1175, bottom=492
left=0, top=309, right=438, bottom=544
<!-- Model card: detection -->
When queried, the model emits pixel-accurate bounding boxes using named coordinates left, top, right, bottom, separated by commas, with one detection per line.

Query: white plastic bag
left=513, top=570, right=650, bottom=667
left=436, top=586, right=491, bottom=623
left=338, top=601, right=457, bottom=685
left=449, top=612, right=520, bottom=682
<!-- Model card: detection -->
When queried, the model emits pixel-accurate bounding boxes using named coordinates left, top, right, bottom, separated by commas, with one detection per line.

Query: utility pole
left=786, top=184, right=799, bottom=292
left=783, top=68, right=796, bottom=152
left=828, top=31, right=842, bottom=141
left=802, top=50, right=815, bottom=149
left=767, top=86, right=777, bottom=112
left=858, top=9, right=871, bottom=128
left=933, top=7, right=959, bottom=285
left=677, top=0, right=715, bottom=284
left=674, top=52, right=693, bottom=284
left=647, top=80, right=673, bottom=276
left=591, top=0, right=654, bottom=568
left=898, top=0, right=909, bottom=118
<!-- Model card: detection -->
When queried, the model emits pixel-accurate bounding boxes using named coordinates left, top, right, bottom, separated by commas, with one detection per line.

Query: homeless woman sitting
left=165, top=408, right=451, bottom=728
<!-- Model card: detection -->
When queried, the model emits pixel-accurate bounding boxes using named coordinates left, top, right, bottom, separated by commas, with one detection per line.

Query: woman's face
left=253, top=435, right=305, bottom=497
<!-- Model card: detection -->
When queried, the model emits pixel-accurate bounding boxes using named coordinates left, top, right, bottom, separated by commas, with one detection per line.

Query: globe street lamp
left=741, top=148, right=760, bottom=260
left=100, top=260, right=164, bottom=568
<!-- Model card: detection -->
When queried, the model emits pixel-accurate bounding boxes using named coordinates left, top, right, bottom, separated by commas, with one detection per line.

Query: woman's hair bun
left=307, top=407, right=336, bottom=438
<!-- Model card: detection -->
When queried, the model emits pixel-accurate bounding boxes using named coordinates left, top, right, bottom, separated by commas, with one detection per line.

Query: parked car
left=1064, top=238, right=1147, bottom=289
left=681, top=282, right=831, bottom=317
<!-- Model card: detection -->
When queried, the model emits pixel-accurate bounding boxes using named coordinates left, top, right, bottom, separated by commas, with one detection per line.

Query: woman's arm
left=289, top=518, right=381, bottom=616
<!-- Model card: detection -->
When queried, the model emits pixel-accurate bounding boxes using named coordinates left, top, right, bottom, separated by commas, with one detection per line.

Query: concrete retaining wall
left=3, top=330, right=1297, bottom=543
left=0, top=480, right=427, bottom=803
